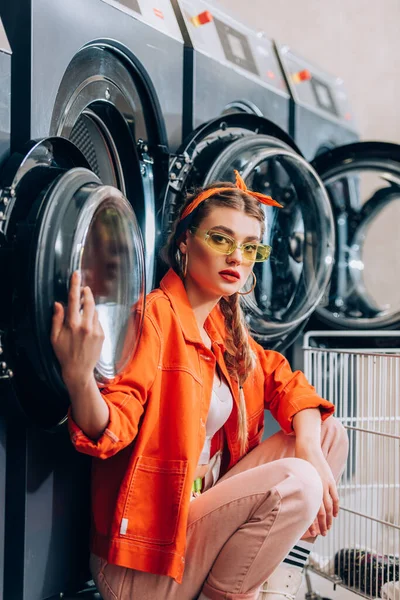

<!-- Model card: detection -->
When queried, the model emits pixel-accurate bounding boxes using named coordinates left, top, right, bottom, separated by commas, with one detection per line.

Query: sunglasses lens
left=207, top=232, right=234, bottom=254
left=242, top=244, right=258, bottom=261
left=254, top=245, right=272, bottom=262
left=241, top=244, right=271, bottom=262
left=204, top=231, right=271, bottom=262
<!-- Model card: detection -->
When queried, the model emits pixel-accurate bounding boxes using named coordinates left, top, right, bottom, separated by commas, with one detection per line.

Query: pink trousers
left=91, top=417, right=348, bottom=600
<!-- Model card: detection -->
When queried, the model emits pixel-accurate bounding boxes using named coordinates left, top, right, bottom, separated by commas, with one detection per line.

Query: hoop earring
left=238, top=271, right=257, bottom=296
left=181, top=252, right=188, bottom=278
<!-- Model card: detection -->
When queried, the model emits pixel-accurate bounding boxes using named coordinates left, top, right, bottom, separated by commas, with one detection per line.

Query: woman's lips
left=219, top=271, right=240, bottom=283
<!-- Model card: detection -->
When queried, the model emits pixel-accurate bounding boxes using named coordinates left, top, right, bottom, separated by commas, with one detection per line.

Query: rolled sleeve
left=259, top=347, right=335, bottom=434
left=67, top=313, right=162, bottom=459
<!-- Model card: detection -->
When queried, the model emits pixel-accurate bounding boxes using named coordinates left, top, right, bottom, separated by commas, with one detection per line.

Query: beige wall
left=217, top=0, right=400, bottom=143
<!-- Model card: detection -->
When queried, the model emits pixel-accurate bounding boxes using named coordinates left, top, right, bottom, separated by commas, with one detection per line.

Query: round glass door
left=203, top=134, right=335, bottom=343
left=70, top=192, right=144, bottom=382
left=0, top=138, right=145, bottom=427
left=312, top=142, right=400, bottom=329
left=163, top=115, right=335, bottom=349
left=51, top=44, right=168, bottom=293
left=79, top=203, right=143, bottom=381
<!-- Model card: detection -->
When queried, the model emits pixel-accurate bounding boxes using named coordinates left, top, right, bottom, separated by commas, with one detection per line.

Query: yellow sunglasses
left=190, top=227, right=272, bottom=263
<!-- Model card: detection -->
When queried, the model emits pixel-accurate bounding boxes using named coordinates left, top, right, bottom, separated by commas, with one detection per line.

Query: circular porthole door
left=312, top=142, right=400, bottom=329
left=50, top=43, right=169, bottom=292
left=163, top=113, right=335, bottom=351
left=0, top=138, right=145, bottom=428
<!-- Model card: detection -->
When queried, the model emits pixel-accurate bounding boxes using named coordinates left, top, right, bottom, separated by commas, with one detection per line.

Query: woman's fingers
left=317, top=502, right=327, bottom=536
left=330, top=482, right=340, bottom=518
left=66, top=271, right=82, bottom=327
left=51, top=302, right=65, bottom=344
left=309, top=518, right=319, bottom=538
left=81, top=286, right=96, bottom=330
left=305, top=481, right=339, bottom=540
left=324, top=489, right=334, bottom=531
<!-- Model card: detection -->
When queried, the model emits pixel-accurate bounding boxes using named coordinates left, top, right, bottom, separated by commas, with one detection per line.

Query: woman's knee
left=279, top=457, right=323, bottom=520
left=323, top=416, right=349, bottom=449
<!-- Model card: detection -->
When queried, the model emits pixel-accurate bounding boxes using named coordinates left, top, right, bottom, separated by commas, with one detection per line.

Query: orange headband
left=179, top=170, right=283, bottom=222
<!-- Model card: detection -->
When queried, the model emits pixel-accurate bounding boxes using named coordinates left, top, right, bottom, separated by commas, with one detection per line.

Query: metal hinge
left=137, top=139, right=154, bottom=177
left=168, top=153, right=192, bottom=188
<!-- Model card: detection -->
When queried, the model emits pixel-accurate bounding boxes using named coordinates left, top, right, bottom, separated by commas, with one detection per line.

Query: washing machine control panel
left=278, top=45, right=357, bottom=129
left=174, top=0, right=289, bottom=96
left=101, top=0, right=183, bottom=40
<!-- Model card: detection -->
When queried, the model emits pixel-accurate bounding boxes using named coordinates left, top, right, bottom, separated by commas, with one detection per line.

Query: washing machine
left=171, top=0, right=291, bottom=137
left=166, top=0, right=338, bottom=354
left=275, top=44, right=360, bottom=161
left=0, top=2, right=183, bottom=598
left=2, top=0, right=184, bottom=290
left=274, top=45, right=400, bottom=351
left=311, top=142, right=400, bottom=335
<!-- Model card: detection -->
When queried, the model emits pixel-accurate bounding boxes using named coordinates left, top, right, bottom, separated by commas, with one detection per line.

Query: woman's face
left=179, top=206, right=262, bottom=299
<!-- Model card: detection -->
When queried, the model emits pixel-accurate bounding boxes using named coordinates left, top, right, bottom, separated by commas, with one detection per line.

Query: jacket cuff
left=67, top=399, right=120, bottom=459
left=277, top=395, right=335, bottom=435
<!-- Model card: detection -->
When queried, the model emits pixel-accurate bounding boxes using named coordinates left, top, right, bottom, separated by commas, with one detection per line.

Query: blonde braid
left=219, top=293, right=256, bottom=454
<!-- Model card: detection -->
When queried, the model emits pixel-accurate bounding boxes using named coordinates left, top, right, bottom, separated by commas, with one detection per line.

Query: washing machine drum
left=164, top=114, right=335, bottom=351
left=0, top=138, right=145, bottom=428
left=312, top=142, right=400, bottom=330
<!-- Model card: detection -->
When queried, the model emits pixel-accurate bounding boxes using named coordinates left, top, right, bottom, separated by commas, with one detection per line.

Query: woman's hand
left=51, top=271, right=105, bottom=391
left=295, top=442, right=339, bottom=537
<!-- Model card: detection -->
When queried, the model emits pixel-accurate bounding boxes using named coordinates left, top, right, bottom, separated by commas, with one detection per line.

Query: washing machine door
left=163, top=113, right=335, bottom=351
left=50, top=43, right=169, bottom=292
left=311, top=142, right=400, bottom=329
left=0, top=138, right=145, bottom=428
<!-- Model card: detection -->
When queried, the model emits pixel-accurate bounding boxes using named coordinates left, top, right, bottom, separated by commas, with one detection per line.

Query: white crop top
left=199, top=374, right=233, bottom=466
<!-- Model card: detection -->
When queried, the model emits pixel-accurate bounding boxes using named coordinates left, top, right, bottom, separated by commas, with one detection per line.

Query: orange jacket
left=68, top=269, right=334, bottom=583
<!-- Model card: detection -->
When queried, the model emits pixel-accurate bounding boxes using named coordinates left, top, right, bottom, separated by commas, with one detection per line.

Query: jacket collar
left=160, top=269, right=225, bottom=348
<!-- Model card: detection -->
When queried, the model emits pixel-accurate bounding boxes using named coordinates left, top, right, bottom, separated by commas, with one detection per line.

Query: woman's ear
left=178, top=233, right=188, bottom=255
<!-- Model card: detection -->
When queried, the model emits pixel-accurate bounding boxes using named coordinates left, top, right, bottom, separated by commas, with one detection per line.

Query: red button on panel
left=292, top=69, right=312, bottom=84
left=191, top=10, right=213, bottom=27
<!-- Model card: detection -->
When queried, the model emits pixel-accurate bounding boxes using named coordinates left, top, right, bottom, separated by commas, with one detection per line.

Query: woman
left=51, top=172, right=348, bottom=600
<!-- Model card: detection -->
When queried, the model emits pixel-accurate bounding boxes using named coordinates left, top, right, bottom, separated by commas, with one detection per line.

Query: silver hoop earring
left=238, top=271, right=257, bottom=296
left=181, top=252, right=188, bottom=278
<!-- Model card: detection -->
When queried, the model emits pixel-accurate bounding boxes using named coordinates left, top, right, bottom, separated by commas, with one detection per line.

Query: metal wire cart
left=303, top=332, right=400, bottom=600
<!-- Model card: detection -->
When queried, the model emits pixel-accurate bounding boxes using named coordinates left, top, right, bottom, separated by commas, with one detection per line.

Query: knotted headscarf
left=175, top=170, right=282, bottom=240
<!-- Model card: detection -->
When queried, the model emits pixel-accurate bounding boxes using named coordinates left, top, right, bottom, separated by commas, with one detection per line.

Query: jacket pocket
left=247, top=408, right=264, bottom=449
left=122, top=456, right=188, bottom=545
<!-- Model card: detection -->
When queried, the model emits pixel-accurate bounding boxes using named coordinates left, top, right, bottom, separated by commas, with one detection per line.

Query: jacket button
left=200, top=354, right=211, bottom=361
left=200, top=418, right=205, bottom=428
